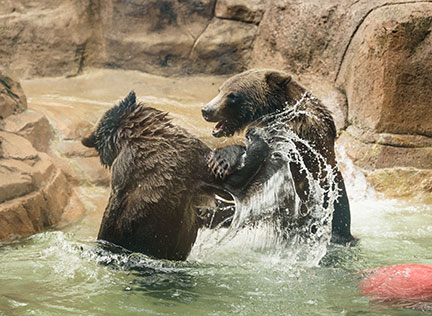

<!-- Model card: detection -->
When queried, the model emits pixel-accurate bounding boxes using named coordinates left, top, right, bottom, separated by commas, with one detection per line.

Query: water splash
left=335, top=144, right=377, bottom=203
left=193, top=94, right=340, bottom=266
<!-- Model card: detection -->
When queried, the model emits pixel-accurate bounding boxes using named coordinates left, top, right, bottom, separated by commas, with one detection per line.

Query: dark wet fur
left=82, top=91, right=228, bottom=260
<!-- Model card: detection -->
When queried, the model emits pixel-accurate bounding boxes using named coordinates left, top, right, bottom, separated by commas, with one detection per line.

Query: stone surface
left=57, top=188, right=86, bottom=226
left=70, top=156, right=110, bottom=186
left=330, top=2, right=432, bottom=200
left=0, top=74, right=86, bottom=240
left=338, top=131, right=432, bottom=171
left=0, top=74, right=27, bottom=119
left=190, top=18, right=257, bottom=74
left=338, top=2, right=432, bottom=137
left=0, top=132, right=82, bottom=241
left=0, top=168, right=33, bottom=204
left=367, top=168, right=432, bottom=203
left=251, top=0, right=356, bottom=78
left=0, top=131, right=39, bottom=161
left=98, top=0, right=216, bottom=75
left=3, top=109, right=53, bottom=152
left=1, top=0, right=261, bottom=77
left=0, top=0, right=96, bottom=78
left=215, top=0, right=266, bottom=24
left=337, top=130, right=432, bottom=201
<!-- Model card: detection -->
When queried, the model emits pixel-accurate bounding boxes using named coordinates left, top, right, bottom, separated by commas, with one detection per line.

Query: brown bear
left=82, top=91, right=230, bottom=260
left=202, top=69, right=354, bottom=245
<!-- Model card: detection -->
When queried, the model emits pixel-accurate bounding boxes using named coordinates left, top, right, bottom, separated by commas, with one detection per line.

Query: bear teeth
left=212, top=121, right=227, bottom=137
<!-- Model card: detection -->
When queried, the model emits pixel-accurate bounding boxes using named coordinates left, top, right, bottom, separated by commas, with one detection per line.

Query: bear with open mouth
left=202, top=69, right=355, bottom=245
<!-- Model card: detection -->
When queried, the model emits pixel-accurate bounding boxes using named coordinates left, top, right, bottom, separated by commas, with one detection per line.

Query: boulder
left=0, top=74, right=85, bottom=240
left=338, top=128, right=432, bottom=171
left=3, top=109, right=53, bottom=152
left=367, top=168, right=432, bottom=203
left=337, top=3, right=432, bottom=137
left=0, top=132, right=83, bottom=241
left=333, top=3, right=432, bottom=200
left=338, top=129, right=432, bottom=201
left=0, top=131, right=39, bottom=161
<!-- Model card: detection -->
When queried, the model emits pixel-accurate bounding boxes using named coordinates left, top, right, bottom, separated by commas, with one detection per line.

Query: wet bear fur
left=82, top=91, right=228, bottom=260
left=202, top=69, right=354, bottom=244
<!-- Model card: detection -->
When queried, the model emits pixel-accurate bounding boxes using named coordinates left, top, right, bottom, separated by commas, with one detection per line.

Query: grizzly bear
left=202, top=69, right=354, bottom=245
left=82, top=91, right=230, bottom=260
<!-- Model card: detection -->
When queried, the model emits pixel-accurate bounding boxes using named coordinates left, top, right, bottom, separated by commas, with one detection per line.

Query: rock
left=337, top=130, right=432, bottom=201
left=0, top=0, right=95, bottom=78
left=190, top=18, right=257, bottom=74
left=98, top=0, right=216, bottom=75
left=1, top=0, right=260, bottom=77
left=251, top=0, right=355, bottom=78
left=0, top=75, right=88, bottom=240
left=332, top=3, right=432, bottom=200
left=0, top=131, right=39, bottom=161
left=0, top=132, right=76, bottom=240
left=215, top=0, right=266, bottom=24
left=337, top=3, right=432, bottom=137
left=3, top=109, right=53, bottom=152
left=57, top=188, right=86, bottom=226
left=338, top=130, right=432, bottom=171
left=0, top=74, right=27, bottom=119
left=53, top=139, right=109, bottom=186
left=367, top=168, right=432, bottom=203
left=57, top=140, right=97, bottom=159
left=0, top=168, right=72, bottom=240
left=0, top=168, right=33, bottom=204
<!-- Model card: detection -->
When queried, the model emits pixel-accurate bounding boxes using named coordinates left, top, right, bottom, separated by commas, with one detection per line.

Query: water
left=196, top=95, right=342, bottom=267
left=1, top=70, right=431, bottom=315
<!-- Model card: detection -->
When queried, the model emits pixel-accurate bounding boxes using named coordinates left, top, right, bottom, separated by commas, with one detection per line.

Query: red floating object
left=359, top=264, right=432, bottom=310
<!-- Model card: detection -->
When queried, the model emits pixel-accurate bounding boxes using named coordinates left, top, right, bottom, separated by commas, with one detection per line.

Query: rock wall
left=1, top=0, right=431, bottom=203
left=0, top=0, right=95, bottom=78
left=0, top=0, right=262, bottom=78
left=0, top=74, right=85, bottom=241
left=335, top=2, right=432, bottom=201
left=251, top=0, right=432, bottom=201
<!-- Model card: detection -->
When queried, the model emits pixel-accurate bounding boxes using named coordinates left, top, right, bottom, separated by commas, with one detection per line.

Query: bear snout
left=202, top=94, right=224, bottom=122
left=202, top=107, right=217, bottom=122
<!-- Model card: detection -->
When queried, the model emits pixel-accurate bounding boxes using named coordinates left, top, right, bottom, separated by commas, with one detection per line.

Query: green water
left=1, top=193, right=431, bottom=315
left=1, top=70, right=431, bottom=315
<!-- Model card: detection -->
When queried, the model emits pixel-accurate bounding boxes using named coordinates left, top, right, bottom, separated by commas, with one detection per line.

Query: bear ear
left=265, top=71, right=292, bottom=90
left=81, top=132, right=96, bottom=148
left=123, top=90, right=136, bottom=106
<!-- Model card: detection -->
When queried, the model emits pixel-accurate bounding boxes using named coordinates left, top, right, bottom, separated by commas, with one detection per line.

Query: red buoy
left=359, top=264, right=432, bottom=310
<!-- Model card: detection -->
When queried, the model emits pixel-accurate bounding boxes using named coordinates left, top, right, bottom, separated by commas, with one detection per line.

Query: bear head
left=201, top=69, right=305, bottom=137
left=81, top=91, right=140, bottom=167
